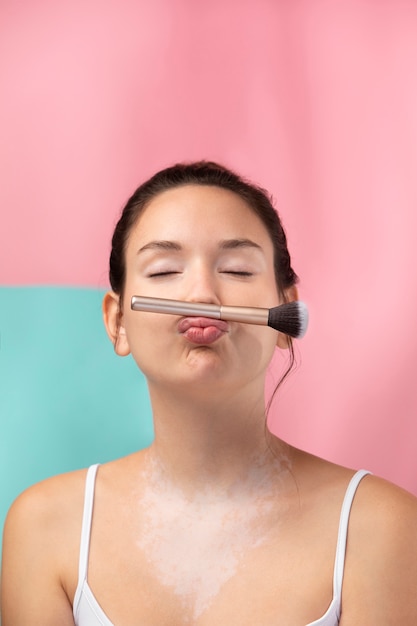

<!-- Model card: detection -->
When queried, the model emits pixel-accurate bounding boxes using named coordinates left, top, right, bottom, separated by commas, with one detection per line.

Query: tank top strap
left=73, top=462, right=100, bottom=616
left=332, top=469, right=371, bottom=612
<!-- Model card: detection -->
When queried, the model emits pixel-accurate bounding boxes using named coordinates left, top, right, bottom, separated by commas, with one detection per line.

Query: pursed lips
left=177, top=317, right=229, bottom=345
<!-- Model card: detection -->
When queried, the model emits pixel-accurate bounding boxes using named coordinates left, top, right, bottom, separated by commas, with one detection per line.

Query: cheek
left=125, top=311, right=162, bottom=345
left=232, top=324, right=277, bottom=366
left=124, top=308, right=179, bottom=363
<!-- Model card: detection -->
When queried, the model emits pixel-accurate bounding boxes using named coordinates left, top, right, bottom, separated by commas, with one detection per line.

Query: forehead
left=131, top=184, right=271, bottom=242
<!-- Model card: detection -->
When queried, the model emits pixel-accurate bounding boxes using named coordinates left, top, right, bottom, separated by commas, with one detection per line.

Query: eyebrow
left=137, top=241, right=182, bottom=254
left=137, top=238, right=263, bottom=254
left=218, top=238, right=262, bottom=251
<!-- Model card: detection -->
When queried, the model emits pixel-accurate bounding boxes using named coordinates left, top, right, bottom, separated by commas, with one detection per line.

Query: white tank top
left=73, top=464, right=370, bottom=626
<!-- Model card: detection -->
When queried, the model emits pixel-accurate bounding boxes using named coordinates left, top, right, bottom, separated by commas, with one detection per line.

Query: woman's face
left=110, top=184, right=283, bottom=396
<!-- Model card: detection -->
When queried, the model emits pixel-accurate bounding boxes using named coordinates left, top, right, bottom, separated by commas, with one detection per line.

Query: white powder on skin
left=136, top=454, right=291, bottom=621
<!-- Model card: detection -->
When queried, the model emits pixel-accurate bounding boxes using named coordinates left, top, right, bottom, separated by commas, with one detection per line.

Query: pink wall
left=1, top=0, right=417, bottom=493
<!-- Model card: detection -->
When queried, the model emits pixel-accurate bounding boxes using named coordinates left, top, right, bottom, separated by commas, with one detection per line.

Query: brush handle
left=131, top=296, right=269, bottom=325
left=131, top=296, right=222, bottom=318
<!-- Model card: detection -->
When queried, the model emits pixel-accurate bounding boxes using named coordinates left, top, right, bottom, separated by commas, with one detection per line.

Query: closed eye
left=222, top=271, right=253, bottom=277
left=148, top=271, right=181, bottom=278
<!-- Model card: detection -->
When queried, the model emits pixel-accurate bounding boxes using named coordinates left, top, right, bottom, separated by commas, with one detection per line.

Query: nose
left=185, top=259, right=221, bottom=305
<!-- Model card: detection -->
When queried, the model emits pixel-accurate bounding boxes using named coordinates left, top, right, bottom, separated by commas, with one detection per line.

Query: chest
left=77, top=510, right=337, bottom=626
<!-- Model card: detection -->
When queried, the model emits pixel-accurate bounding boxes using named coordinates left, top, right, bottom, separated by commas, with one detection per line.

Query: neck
left=144, top=381, right=291, bottom=496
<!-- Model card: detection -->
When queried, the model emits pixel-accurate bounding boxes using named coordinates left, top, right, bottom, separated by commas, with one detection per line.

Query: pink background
left=1, top=1, right=417, bottom=494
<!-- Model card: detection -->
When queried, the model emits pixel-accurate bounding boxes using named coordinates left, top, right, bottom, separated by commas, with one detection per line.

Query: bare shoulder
left=3, top=467, right=87, bottom=545
left=354, top=471, right=417, bottom=519
left=349, top=472, right=417, bottom=553
left=350, top=472, right=417, bottom=559
left=1, top=468, right=88, bottom=626
left=292, top=447, right=417, bottom=546
left=289, top=448, right=417, bottom=622
left=342, top=474, right=417, bottom=624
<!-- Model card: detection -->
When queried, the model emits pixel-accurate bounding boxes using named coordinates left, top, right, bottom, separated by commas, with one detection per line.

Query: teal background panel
left=0, top=287, right=154, bottom=547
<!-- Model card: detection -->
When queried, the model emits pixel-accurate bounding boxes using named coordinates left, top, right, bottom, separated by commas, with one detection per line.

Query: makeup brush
left=131, top=296, right=308, bottom=339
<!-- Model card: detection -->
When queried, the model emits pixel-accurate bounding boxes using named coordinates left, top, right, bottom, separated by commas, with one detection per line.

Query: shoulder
left=3, top=453, right=144, bottom=538
left=293, top=450, right=417, bottom=551
left=349, top=472, right=417, bottom=559
left=290, top=447, right=417, bottom=522
left=349, top=472, right=417, bottom=550
left=2, top=467, right=89, bottom=581
left=3, top=467, right=88, bottom=541
left=342, top=474, right=417, bottom=623
left=1, top=468, right=89, bottom=624
left=290, top=449, right=417, bottom=622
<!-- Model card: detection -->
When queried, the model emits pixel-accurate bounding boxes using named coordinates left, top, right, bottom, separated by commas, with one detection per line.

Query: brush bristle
left=267, top=301, right=309, bottom=338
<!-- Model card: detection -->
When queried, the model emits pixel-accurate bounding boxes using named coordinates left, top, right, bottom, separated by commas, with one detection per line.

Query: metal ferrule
left=219, top=305, right=269, bottom=325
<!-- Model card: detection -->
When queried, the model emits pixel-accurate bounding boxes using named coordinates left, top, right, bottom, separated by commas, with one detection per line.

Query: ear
left=102, top=291, right=131, bottom=357
left=276, top=286, right=299, bottom=349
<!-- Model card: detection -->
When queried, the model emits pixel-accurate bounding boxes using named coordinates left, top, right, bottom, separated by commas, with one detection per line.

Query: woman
left=2, top=161, right=417, bottom=625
